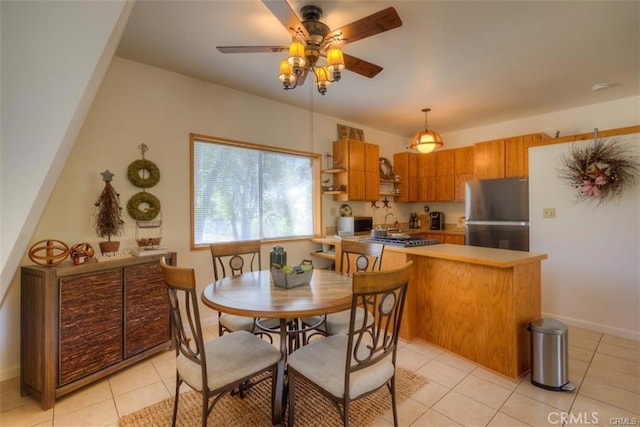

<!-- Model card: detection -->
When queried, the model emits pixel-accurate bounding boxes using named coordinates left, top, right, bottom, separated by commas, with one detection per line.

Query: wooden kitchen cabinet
left=381, top=247, right=545, bottom=379
left=397, top=149, right=461, bottom=203
left=474, top=133, right=549, bottom=179
left=394, top=152, right=419, bottom=202
left=21, top=253, right=175, bottom=409
left=435, top=149, right=455, bottom=201
left=454, top=146, right=474, bottom=201
left=333, top=139, right=379, bottom=201
left=444, top=234, right=465, bottom=245
left=423, top=232, right=465, bottom=245
left=474, top=138, right=506, bottom=179
left=417, top=153, right=436, bottom=202
left=364, top=142, right=380, bottom=201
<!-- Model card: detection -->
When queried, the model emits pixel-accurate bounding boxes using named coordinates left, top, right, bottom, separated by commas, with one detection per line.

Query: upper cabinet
left=332, top=139, right=380, bottom=202
left=394, top=152, right=419, bottom=202
left=395, top=148, right=463, bottom=203
left=454, top=146, right=474, bottom=201
left=417, top=153, right=436, bottom=202
left=474, top=132, right=549, bottom=179
left=435, top=149, right=455, bottom=202
left=392, top=132, right=548, bottom=203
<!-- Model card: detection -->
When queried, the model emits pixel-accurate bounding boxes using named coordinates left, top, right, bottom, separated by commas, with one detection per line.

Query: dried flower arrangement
left=94, top=170, right=125, bottom=252
left=558, top=137, right=639, bottom=206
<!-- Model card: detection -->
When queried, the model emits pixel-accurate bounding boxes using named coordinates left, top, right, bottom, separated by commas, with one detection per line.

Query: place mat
left=119, top=367, right=427, bottom=426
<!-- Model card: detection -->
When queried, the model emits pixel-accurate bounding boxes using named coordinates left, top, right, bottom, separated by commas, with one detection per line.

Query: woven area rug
left=119, top=368, right=427, bottom=426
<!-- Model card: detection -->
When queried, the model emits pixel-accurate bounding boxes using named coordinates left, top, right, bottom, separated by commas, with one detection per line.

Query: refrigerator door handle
left=466, top=221, right=528, bottom=226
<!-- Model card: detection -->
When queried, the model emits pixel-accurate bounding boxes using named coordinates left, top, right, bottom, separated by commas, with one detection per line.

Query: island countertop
left=312, top=237, right=547, bottom=269
left=383, top=243, right=548, bottom=268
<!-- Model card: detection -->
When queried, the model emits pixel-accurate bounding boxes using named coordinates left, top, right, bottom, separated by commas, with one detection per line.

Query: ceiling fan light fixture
left=314, top=66, right=331, bottom=95
left=326, top=47, right=344, bottom=80
left=409, top=108, right=444, bottom=154
left=279, top=59, right=296, bottom=88
left=287, top=39, right=307, bottom=72
left=220, top=3, right=403, bottom=97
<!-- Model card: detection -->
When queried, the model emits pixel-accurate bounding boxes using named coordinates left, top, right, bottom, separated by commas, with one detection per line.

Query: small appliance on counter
left=336, top=215, right=373, bottom=236
left=429, top=212, right=444, bottom=230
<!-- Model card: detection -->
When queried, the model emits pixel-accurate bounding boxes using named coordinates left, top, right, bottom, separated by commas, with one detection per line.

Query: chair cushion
left=177, top=330, right=281, bottom=392
left=219, top=314, right=280, bottom=332
left=302, top=307, right=371, bottom=335
left=287, top=334, right=394, bottom=399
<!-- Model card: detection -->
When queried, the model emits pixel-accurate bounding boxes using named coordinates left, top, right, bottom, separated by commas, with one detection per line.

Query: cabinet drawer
left=59, top=270, right=123, bottom=386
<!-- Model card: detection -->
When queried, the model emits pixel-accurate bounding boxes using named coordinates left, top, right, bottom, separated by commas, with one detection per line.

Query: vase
left=99, top=241, right=120, bottom=254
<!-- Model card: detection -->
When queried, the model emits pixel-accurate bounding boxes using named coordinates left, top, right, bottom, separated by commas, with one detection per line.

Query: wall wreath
left=558, top=136, right=639, bottom=206
left=127, top=159, right=160, bottom=189
left=127, top=191, right=161, bottom=221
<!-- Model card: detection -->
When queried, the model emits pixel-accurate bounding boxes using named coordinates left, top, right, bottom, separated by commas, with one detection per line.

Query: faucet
left=384, top=213, right=396, bottom=229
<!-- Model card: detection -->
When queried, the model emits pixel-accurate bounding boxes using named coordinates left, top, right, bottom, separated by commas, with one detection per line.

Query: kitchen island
left=382, top=243, right=547, bottom=380
left=311, top=237, right=546, bottom=379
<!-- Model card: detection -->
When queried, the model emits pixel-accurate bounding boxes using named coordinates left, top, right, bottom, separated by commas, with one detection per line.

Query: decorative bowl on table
left=271, top=260, right=313, bottom=289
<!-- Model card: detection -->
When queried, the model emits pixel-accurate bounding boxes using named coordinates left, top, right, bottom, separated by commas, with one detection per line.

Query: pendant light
left=410, top=108, right=444, bottom=153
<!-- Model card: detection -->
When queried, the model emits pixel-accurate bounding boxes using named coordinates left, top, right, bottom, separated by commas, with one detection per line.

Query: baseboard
left=541, top=311, right=640, bottom=341
left=0, top=365, right=20, bottom=383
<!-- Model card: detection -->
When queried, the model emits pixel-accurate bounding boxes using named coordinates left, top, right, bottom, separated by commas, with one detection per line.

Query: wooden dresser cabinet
left=21, top=252, right=175, bottom=409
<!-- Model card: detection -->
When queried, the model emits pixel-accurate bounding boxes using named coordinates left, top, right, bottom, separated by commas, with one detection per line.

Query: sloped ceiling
left=116, top=1, right=639, bottom=137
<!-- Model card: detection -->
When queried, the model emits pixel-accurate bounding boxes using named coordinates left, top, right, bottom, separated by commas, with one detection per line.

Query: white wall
left=0, top=0, right=131, bottom=381
left=530, top=136, right=640, bottom=339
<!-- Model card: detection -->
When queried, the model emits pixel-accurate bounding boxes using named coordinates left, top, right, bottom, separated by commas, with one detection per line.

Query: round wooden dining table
left=200, top=268, right=353, bottom=425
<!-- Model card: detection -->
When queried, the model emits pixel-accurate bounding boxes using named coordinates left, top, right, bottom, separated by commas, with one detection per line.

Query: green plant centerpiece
left=94, top=170, right=125, bottom=254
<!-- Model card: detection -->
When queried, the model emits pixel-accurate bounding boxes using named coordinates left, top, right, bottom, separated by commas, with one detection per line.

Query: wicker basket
left=271, top=260, right=313, bottom=289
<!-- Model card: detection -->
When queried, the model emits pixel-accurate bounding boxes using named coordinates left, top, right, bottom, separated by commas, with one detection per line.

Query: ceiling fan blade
left=262, top=0, right=309, bottom=40
left=327, top=7, right=402, bottom=47
left=343, top=53, right=383, bottom=79
left=217, top=46, right=288, bottom=54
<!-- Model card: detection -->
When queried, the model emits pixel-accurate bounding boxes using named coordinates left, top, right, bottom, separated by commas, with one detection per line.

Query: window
left=191, top=134, right=321, bottom=247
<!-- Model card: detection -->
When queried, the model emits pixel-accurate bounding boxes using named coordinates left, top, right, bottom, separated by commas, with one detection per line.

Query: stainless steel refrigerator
left=465, top=177, right=529, bottom=251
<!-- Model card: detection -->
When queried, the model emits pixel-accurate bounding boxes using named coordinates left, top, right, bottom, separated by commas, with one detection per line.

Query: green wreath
left=127, top=191, right=161, bottom=221
left=127, top=159, right=160, bottom=188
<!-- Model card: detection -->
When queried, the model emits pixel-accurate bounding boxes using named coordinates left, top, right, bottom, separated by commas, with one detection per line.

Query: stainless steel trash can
left=528, top=318, right=575, bottom=391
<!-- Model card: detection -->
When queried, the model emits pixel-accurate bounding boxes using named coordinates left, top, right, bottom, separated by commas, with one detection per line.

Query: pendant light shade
left=410, top=108, right=444, bottom=153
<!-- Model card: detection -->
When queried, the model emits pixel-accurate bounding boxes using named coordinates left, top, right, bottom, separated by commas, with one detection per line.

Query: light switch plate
left=543, top=208, right=556, bottom=218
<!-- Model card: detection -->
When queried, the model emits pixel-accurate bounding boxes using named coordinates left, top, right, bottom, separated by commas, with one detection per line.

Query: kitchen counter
left=311, top=236, right=546, bottom=379
left=381, top=244, right=546, bottom=380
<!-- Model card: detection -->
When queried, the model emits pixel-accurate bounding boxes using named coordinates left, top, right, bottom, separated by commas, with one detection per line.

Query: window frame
left=190, top=133, right=322, bottom=250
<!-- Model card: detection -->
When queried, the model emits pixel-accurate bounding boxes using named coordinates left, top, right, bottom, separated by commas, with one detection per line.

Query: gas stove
left=361, top=236, right=440, bottom=248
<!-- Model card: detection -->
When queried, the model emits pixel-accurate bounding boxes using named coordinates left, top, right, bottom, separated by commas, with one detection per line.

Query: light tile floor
left=1, top=325, right=638, bottom=426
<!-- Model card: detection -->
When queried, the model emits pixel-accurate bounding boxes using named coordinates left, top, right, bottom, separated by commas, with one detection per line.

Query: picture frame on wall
left=337, top=124, right=364, bottom=141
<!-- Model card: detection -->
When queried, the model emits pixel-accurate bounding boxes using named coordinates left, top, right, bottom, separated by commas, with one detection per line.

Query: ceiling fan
left=216, top=0, right=403, bottom=94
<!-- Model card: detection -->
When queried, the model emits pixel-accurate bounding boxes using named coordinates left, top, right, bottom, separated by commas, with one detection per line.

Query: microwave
left=337, top=216, right=373, bottom=235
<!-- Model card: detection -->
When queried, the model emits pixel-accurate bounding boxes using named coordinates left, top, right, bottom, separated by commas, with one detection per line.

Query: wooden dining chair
left=287, top=260, right=414, bottom=427
left=160, top=258, right=282, bottom=427
left=210, top=240, right=280, bottom=340
left=301, top=239, right=384, bottom=339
